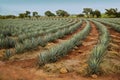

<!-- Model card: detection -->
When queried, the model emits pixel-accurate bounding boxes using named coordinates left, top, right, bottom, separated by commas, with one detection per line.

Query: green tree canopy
left=19, top=13, right=26, bottom=18
left=76, top=14, right=84, bottom=17
left=45, top=11, right=55, bottom=17
left=105, top=8, right=120, bottom=18
left=94, top=10, right=101, bottom=18
left=56, top=10, right=70, bottom=17
left=25, top=11, right=31, bottom=18
left=83, top=8, right=92, bottom=18
left=33, top=12, right=38, bottom=17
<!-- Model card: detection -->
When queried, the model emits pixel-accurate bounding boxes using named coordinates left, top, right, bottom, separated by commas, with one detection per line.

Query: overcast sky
left=0, top=0, right=120, bottom=15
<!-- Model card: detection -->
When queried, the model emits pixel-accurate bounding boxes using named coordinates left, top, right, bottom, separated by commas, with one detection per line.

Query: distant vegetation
left=0, top=8, right=120, bottom=19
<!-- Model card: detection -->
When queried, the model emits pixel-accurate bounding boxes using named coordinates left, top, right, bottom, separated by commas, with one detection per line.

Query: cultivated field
left=0, top=18, right=120, bottom=80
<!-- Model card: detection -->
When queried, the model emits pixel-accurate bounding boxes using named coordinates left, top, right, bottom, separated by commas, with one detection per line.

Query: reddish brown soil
left=0, top=21, right=120, bottom=80
left=0, top=62, right=39, bottom=80
left=0, top=61, right=119, bottom=80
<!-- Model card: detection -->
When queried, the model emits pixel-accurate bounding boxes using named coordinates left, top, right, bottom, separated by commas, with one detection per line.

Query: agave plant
left=38, top=51, right=50, bottom=65
left=5, top=49, right=12, bottom=59
left=94, top=19, right=120, bottom=32
left=37, top=37, right=47, bottom=47
left=0, top=37, right=16, bottom=48
left=15, top=43, right=24, bottom=53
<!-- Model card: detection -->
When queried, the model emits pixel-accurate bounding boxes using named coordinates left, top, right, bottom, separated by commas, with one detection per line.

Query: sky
left=0, top=0, right=120, bottom=15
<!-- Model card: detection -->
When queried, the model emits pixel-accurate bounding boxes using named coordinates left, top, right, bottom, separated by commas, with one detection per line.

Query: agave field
left=0, top=18, right=120, bottom=80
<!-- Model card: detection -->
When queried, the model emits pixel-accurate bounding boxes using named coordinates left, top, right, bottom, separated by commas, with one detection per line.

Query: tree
left=83, top=8, right=92, bottom=18
left=76, top=14, right=84, bottom=17
left=19, top=13, right=26, bottom=18
left=105, top=8, right=120, bottom=18
left=33, top=12, right=38, bottom=17
left=6, top=15, right=16, bottom=19
left=32, top=11, right=39, bottom=18
left=45, top=11, right=55, bottom=17
left=94, top=10, right=101, bottom=18
left=56, top=10, right=70, bottom=17
left=117, top=12, right=120, bottom=17
left=0, top=15, right=6, bottom=19
left=0, top=15, right=2, bottom=18
left=90, top=10, right=95, bottom=18
left=0, top=15, right=16, bottom=19
left=25, top=11, right=31, bottom=18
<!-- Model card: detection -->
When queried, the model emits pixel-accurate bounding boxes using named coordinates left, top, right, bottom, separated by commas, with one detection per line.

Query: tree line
left=0, top=8, right=120, bottom=19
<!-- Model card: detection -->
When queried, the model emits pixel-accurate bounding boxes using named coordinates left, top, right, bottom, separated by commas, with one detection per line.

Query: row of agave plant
left=98, top=18, right=120, bottom=24
left=87, top=20, right=110, bottom=75
left=38, top=20, right=91, bottom=66
left=17, top=18, right=73, bottom=36
left=94, top=19, right=120, bottom=32
left=0, top=19, right=77, bottom=49
left=0, top=34, right=16, bottom=59
left=0, top=18, right=74, bottom=37
left=15, top=20, right=83, bottom=53
left=18, top=19, right=78, bottom=42
left=0, top=36, right=16, bottom=49
left=0, top=22, right=75, bottom=48
left=4, top=20, right=83, bottom=58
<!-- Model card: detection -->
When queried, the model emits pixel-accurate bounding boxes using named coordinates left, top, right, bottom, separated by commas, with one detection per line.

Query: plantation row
left=93, top=18, right=120, bottom=32
left=0, top=18, right=76, bottom=37
left=38, top=18, right=120, bottom=75
left=0, top=18, right=120, bottom=75
left=37, top=19, right=110, bottom=75
left=15, top=20, right=82, bottom=53
left=17, top=19, right=78, bottom=42
left=0, top=18, right=79, bottom=50
left=88, top=20, right=109, bottom=75
left=39, top=20, right=91, bottom=65
left=0, top=18, right=82, bottom=58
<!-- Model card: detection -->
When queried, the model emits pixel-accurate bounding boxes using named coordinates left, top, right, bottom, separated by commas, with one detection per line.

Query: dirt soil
left=0, top=21, right=120, bottom=80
